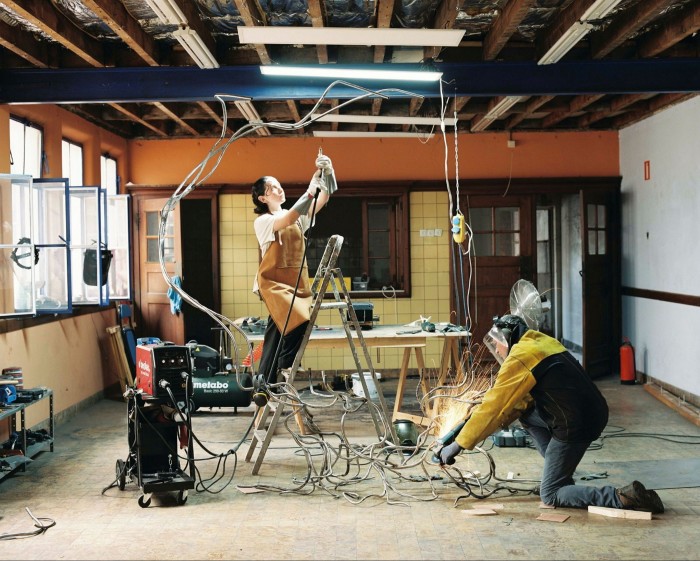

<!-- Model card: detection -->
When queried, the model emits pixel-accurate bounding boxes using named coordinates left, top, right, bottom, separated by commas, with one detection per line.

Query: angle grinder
left=431, top=419, right=468, bottom=464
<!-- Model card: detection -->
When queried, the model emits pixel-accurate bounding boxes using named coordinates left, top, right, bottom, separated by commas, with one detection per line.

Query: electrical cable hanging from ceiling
left=157, top=80, right=430, bottom=390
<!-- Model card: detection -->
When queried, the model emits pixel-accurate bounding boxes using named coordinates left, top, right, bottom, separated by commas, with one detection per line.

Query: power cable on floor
left=0, top=508, right=55, bottom=540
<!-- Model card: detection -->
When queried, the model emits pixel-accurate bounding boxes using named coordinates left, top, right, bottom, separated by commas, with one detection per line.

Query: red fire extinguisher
left=620, top=337, right=636, bottom=385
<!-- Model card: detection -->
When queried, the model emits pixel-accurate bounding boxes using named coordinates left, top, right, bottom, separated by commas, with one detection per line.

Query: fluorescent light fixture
left=313, top=131, right=435, bottom=139
left=234, top=100, right=271, bottom=136
left=173, top=26, right=219, bottom=69
left=538, top=0, right=623, bottom=64
left=145, top=0, right=187, bottom=25
left=471, top=96, right=524, bottom=132
left=582, top=0, right=624, bottom=21
left=260, top=65, right=441, bottom=82
left=239, top=26, right=465, bottom=47
left=310, top=113, right=456, bottom=126
left=538, top=22, right=591, bottom=65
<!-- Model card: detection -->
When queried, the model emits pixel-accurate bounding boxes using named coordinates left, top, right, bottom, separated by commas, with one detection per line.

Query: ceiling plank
left=153, top=102, right=199, bottom=135
left=506, top=95, right=554, bottom=128
left=590, top=0, right=677, bottom=59
left=483, top=0, right=538, bottom=61
left=306, top=0, right=328, bottom=64
left=3, top=0, right=104, bottom=67
left=575, top=93, right=649, bottom=127
left=233, top=0, right=272, bottom=64
left=80, top=0, right=159, bottom=66
left=611, top=93, right=696, bottom=128
left=425, top=0, right=459, bottom=61
left=108, top=103, right=167, bottom=137
left=541, top=94, right=605, bottom=127
left=638, top=1, right=700, bottom=57
left=0, top=17, right=49, bottom=67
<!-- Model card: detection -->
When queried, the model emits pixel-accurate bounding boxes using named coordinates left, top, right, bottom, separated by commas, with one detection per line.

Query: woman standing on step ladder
left=251, top=150, right=338, bottom=391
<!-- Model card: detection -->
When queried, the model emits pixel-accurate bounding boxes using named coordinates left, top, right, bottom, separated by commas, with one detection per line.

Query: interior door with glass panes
left=137, top=197, right=183, bottom=344
left=453, top=195, right=534, bottom=347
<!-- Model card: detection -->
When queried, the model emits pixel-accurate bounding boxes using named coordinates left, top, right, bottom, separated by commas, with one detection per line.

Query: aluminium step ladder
left=245, top=234, right=398, bottom=474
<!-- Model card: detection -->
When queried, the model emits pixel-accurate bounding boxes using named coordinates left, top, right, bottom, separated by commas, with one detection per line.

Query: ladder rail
left=246, top=234, right=398, bottom=474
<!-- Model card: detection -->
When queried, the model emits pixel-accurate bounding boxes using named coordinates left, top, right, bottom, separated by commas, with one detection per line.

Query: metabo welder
left=186, top=342, right=252, bottom=411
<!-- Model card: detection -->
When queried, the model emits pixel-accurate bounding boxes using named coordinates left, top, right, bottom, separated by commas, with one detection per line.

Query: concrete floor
left=1, top=374, right=699, bottom=560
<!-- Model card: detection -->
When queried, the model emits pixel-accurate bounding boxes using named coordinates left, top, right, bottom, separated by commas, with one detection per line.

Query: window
left=304, top=192, right=409, bottom=293
left=62, top=139, right=83, bottom=186
left=587, top=203, right=606, bottom=255
left=0, top=173, right=132, bottom=318
left=470, top=206, right=520, bottom=256
left=101, top=154, right=118, bottom=196
left=9, top=118, right=42, bottom=178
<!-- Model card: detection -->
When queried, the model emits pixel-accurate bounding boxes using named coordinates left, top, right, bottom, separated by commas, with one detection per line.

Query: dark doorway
left=181, top=198, right=216, bottom=348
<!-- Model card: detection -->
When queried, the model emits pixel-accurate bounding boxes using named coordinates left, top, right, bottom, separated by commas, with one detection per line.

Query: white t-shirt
left=252, top=211, right=311, bottom=294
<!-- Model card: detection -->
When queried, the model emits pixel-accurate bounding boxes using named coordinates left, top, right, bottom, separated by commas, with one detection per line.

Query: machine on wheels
left=115, top=343, right=195, bottom=508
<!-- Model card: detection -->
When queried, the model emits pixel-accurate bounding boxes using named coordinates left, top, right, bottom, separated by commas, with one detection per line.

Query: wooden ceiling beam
left=3, top=0, right=104, bottom=66
left=233, top=0, right=272, bottom=64
left=80, top=0, right=159, bottom=66
left=425, top=0, right=459, bottom=61
left=483, top=0, right=538, bottom=61
left=307, top=0, right=328, bottom=64
left=638, top=1, right=700, bottom=57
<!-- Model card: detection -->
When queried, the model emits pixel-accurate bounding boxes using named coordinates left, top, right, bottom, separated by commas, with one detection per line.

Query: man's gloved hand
left=438, top=441, right=463, bottom=465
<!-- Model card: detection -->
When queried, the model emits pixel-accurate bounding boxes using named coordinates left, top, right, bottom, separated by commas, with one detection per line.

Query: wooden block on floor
left=588, top=505, right=652, bottom=520
left=537, top=512, right=570, bottom=523
left=461, top=508, right=498, bottom=516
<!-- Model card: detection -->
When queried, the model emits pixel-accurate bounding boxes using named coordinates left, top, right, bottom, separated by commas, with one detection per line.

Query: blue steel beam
left=1, top=60, right=700, bottom=104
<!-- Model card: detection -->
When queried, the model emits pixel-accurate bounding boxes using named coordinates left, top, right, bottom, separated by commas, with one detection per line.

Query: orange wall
left=128, top=131, right=619, bottom=186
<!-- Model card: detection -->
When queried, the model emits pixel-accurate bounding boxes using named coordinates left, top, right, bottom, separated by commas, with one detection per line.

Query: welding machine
left=135, top=343, right=192, bottom=400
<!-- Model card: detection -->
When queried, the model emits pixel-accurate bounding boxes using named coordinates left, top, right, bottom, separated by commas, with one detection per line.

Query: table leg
left=392, top=348, right=412, bottom=418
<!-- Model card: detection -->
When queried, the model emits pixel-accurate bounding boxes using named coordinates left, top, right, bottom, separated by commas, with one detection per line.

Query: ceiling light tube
left=239, top=26, right=465, bottom=47
left=260, top=65, right=442, bottom=82
left=582, top=0, right=624, bottom=21
left=310, top=114, right=456, bottom=126
left=538, top=22, right=591, bottom=65
left=173, top=27, right=219, bottom=69
left=313, top=131, right=435, bottom=139
left=234, top=100, right=271, bottom=136
left=485, top=96, right=524, bottom=119
left=145, top=0, right=187, bottom=26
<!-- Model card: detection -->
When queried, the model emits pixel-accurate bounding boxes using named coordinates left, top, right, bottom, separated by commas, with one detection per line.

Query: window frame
left=302, top=187, right=411, bottom=297
left=9, top=116, right=43, bottom=178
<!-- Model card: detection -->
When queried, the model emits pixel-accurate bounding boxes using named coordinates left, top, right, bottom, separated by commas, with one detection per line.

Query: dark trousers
left=257, top=317, right=309, bottom=384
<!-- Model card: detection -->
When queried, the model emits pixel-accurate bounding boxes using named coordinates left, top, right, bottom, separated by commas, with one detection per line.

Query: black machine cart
left=115, top=391, right=195, bottom=508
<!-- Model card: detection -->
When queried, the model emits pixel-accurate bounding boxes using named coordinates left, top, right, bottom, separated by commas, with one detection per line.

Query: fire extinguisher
left=620, top=337, right=636, bottom=385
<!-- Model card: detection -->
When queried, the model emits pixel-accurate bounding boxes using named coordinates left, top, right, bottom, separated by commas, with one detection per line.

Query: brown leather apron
left=257, top=220, right=312, bottom=333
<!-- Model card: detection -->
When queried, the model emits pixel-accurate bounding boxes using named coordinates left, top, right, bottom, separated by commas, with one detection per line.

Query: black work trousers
left=257, top=317, right=309, bottom=384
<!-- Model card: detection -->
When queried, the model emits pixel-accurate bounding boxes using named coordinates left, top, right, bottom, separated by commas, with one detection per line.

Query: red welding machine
left=135, top=343, right=192, bottom=400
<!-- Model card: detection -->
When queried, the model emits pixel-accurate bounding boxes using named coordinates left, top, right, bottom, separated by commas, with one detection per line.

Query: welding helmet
left=483, top=314, right=528, bottom=364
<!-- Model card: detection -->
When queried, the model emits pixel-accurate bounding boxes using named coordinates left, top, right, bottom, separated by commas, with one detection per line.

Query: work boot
left=617, top=480, right=664, bottom=514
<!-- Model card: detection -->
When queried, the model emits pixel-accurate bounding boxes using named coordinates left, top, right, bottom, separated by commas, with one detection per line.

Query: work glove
left=438, top=441, right=463, bottom=466
left=291, top=190, right=314, bottom=216
left=315, top=153, right=338, bottom=195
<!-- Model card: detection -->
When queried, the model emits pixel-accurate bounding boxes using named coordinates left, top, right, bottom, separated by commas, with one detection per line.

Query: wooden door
left=453, top=195, right=535, bottom=347
left=136, top=197, right=184, bottom=344
left=581, top=189, right=621, bottom=378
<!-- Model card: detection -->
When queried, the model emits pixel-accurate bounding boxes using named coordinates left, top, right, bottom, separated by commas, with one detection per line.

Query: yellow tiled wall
left=219, top=191, right=453, bottom=377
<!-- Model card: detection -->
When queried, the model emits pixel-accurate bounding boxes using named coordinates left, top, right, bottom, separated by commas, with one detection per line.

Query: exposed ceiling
left=0, top=0, right=699, bottom=140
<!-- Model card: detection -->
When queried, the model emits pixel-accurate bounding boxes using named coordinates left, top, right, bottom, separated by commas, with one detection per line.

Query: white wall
left=619, top=96, right=700, bottom=397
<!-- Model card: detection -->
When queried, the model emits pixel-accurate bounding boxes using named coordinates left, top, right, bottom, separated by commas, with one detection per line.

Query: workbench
left=244, top=324, right=469, bottom=428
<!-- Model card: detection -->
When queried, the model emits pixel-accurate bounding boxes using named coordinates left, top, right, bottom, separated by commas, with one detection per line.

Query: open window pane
left=107, top=195, right=132, bottom=300
left=33, top=178, right=71, bottom=314
left=0, top=175, right=36, bottom=316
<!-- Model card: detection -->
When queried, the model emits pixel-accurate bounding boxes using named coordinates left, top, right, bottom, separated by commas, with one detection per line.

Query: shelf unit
left=0, top=387, right=54, bottom=482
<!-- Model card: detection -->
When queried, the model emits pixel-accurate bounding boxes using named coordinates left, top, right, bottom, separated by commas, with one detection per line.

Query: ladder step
left=319, top=302, right=348, bottom=310
left=253, top=429, right=269, bottom=442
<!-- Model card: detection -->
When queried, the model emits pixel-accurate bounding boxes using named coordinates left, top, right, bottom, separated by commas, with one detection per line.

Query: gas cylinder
left=620, top=337, right=636, bottom=385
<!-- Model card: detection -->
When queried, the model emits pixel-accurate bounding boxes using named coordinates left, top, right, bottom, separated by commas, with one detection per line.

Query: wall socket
left=420, top=229, right=443, bottom=237
left=507, top=139, right=516, bottom=148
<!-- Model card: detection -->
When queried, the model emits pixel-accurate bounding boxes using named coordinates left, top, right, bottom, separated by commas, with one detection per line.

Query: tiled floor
left=1, top=374, right=699, bottom=560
